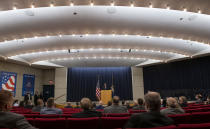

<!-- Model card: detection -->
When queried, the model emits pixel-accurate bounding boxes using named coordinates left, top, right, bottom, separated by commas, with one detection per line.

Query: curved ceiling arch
left=0, top=6, right=210, bottom=42
left=0, top=35, right=209, bottom=58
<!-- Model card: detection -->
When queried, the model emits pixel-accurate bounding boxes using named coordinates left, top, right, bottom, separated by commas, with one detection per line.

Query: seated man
left=65, top=102, right=73, bottom=108
left=125, top=92, right=173, bottom=128
left=205, top=95, right=210, bottom=105
left=0, top=90, right=36, bottom=129
left=32, top=99, right=44, bottom=112
left=96, top=101, right=105, bottom=110
left=40, top=97, right=63, bottom=114
left=179, top=96, right=188, bottom=107
left=24, top=100, right=33, bottom=109
left=104, top=96, right=128, bottom=113
left=195, top=94, right=203, bottom=104
left=132, top=98, right=145, bottom=110
left=161, top=97, right=185, bottom=115
left=71, top=98, right=102, bottom=118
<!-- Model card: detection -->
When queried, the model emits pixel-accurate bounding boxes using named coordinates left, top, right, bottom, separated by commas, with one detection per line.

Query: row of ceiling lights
left=9, top=47, right=188, bottom=58
left=2, top=34, right=209, bottom=47
left=11, top=1, right=203, bottom=14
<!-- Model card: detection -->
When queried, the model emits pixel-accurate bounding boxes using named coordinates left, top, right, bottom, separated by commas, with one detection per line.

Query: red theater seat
left=190, top=112, right=210, bottom=123
left=118, top=125, right=177, bottom=129
left=39, top=114, right=61, bottom=118
left=34, top=118, right=66, bottom=129
left=168, top=113, right=191, bottom=124
left=101, top=117, right=129, bottom=129
left=26, top=118, right=34, bottom=126
left=23, top=114, right=39, bottom=118
left=129, top=110, right=146, bottom=114
left=178, top=123, right=210, bottom=129
left=67, top=117, right=99, bottom=129
left=103, top=113, right=130, bottom=117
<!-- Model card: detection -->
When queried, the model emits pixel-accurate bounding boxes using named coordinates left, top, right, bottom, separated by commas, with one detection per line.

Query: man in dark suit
left=24, top=92, right=32, bottom=103
left=124, top=92, right=173, bottom=128
left=72, top=98, right=102, bottom=118
left=0, top=90, right=36, bottom=129
left=104, top=96, right=128, bottom=113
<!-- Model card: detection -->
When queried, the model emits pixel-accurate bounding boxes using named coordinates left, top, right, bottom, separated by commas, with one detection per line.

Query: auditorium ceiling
left=0, top=0, right=210, bottom=67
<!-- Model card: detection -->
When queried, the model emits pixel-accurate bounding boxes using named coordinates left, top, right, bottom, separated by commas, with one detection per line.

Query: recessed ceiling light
left=31, top=4, right=35, bottom=8
left=13, top=6, right=17, bottom=10
left=130, top=4, right=134, bottom=7
left=50, top=3, right=54, bottom=7
left=59, top=35, right=62, bottom=37
left=70, top=2, right=74, bottom=6
left=110, top=2, right=115, bottom=6
left=149, top=3, right=153, bottom=8
left=90, top=1, right=94, bottom=6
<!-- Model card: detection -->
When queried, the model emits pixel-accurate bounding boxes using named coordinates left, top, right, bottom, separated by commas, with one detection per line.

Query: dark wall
left=143, top=56, right=210, bottom=100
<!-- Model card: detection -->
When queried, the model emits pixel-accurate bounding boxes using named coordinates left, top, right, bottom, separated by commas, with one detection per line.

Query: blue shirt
left=40, top=107, right=63, bottom=114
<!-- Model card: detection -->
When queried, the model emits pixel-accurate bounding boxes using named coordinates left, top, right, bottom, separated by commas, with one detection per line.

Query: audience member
left=161, top=97, right=185, bottom=115
left=24, top=100, right=33, bottom=109
left=161, top=99, right=167, bottom=107
left=74, top=102, right=80, bottom=108
left=40, top=97, right=63, bottom=114
left=125, top=101, right=131, bottom=109
left=96, top=101, right=105, bottom=109
left=24, top=93, right=32, bottom=103
left=205, top=95, right=210, bottom=105
left=19, top=100, right=25, bottom=108
left=104, top=96, right=128, bottom=113
left=72, top=98, right=102, bottom=118
left=107, top=101, right=112, bottom=107
left=92, top=102, right=96, bottom=110
left=65, top=102, right=73, bottom=108
left=34, top=91, right=39, bottom=106
left=0, top=90, right=36, bottom=129
left=13, top=100, right=19, bottom=107
left=121, top=100, right=125, bottom=106
left=195, top=94, right=203, bottom=104
left=32, top=99, right=44, bottom=112
left=132, top=98, right=145, bottom=110
left=179, top=96, right=188, bottom=107
left=125, top=92, right=173, bottom=128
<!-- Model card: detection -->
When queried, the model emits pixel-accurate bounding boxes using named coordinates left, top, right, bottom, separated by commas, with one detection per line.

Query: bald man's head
left=80, top=98, right=92, bottom=110
left=144, top=92, right=161, bottom=111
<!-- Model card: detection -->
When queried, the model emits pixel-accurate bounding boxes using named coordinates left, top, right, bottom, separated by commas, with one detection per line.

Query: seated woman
left=161, top=97, right=185, bottom=115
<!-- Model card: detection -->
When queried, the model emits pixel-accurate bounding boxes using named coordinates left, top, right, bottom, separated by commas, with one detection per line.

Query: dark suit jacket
left=124, top=111, right=174, bottom=128
left=0, top=112, right=36, bottom=129
left=71, top=110, right=102, bottom=118
left=104, top=105, right=128, bottom=113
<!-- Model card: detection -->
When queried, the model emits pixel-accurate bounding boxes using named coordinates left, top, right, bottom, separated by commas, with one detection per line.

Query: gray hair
left=144, top=92, right=161, bottom=111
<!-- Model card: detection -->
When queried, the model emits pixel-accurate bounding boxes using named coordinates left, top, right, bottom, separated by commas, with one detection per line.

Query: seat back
left=67, top=117, right=99, bottom=129
left=168, top=113, right=191, bottom=124
left=34, top=118, right=66, bottom=129
left=39, top=114, right=61, bottom=118
left=191, top=112, right=210, bottom=123
left=178, top=123, right=210, bottom=129
left=132, top=125, right=178, bottom=129
left=101, top=117, right=129, bottom=129
left=103, top=113, right=130, bottom=117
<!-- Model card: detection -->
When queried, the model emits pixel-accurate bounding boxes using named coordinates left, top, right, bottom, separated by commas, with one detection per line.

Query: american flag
left=1, top=74, right=15, bottom=92
left=96, top=79, right=101, bottom=100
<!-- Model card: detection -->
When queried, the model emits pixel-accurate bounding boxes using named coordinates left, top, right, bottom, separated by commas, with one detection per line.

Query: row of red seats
left=24, top=117, right=210, bottom=129
left=21, top=111, right=210, bottom=125
left=26, top=117, right=129, bottom=129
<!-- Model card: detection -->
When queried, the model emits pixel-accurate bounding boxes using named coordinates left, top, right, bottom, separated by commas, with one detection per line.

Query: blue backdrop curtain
left=67, top=67, right=133, bottom=101
left=143, top=56, right=210, bottom=100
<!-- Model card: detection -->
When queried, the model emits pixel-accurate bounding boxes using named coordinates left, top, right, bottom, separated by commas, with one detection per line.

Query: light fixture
left=197, top=9, right=201, bottom=14
left=59, top=35, right=62, bottom=37
left=72, top=34, right=75, bottom=36
left=70, top=2, right=74, bottom=6
left=31, top=4, right=35, bottom=8
left=46, top=35, right=50, bottom=38
left=166, top=5, right=170, bottom=10
left=130, top=3, right=134, bottom=7
left=50, top=3, right=54, bottom=7
left=34, top=36, right=37, bottom=39
left=149, top=3, right=153, bottom=8
left=85, top=34, right=89, bottom=36
left=90, top=1, right=94, bottom=6
left=98, top=33, right=102, bottom=36
left=13, top=6, right=17, bottom=10
left=110, top=1, right=115, bottom=6
left=183, top=8, right=187, bottom=12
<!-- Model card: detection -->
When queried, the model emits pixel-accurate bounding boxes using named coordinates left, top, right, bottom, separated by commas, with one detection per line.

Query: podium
left=101, top=90, right=112, bottom=105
